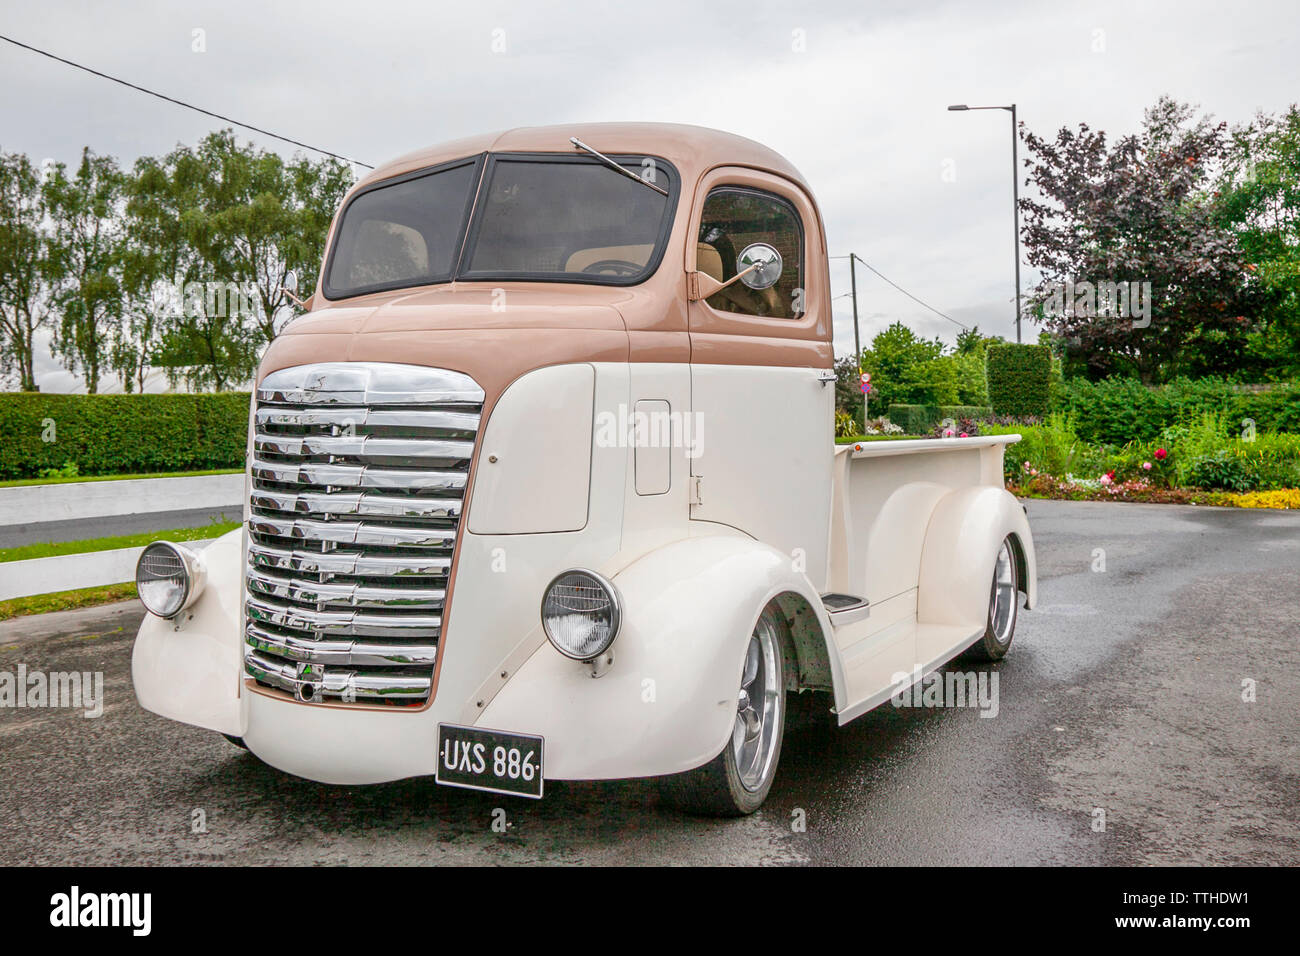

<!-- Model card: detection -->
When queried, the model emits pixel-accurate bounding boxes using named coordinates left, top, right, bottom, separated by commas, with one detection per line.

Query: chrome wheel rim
left=990, top=539, right=1017, bottom=645
left=732, top=612, right=781, bottom=792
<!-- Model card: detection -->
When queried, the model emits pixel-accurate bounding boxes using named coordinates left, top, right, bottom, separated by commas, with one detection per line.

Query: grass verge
left=0, top=582, right=138, bottom=621
left=0, top=521, right=240, bottom=563
left=0, top=468, right=242, bottom=489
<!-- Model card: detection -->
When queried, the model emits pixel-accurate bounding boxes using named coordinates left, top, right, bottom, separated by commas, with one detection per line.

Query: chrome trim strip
left=247, top=515, right=457, bottom=549
left=249, top=459, right=468, bottom=493
left=249, top=488, right=463, bottom=521
left=253, top=433, right=475, bottom=464
left=245, top=623, right=438, bottom=667
left=246, top=542, right=451, bottom=578
left=246, top=565, right=446, bottom=610
left=255, top=406, right=480, bottom=435
left=244, top=650, right=433, bottom=700
left=257, top=363, right=485, bottom=407
left=245, top=595, right=442, bottom=638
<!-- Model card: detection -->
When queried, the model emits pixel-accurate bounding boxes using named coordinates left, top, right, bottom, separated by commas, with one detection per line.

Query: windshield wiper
left=569, top=137, right=669, bottom=197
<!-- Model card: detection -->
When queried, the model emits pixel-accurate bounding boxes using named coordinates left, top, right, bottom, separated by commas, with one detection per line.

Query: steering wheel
left=580, top=259, right=642, bottom=277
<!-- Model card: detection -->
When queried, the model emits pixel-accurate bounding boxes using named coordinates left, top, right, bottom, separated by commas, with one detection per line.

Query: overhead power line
left=0, top=33, right=374, bottom=168
left=830, top=253, right=969, bottom=331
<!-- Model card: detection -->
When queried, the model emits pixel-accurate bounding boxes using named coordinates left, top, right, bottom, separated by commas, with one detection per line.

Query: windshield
left=323, top=152, right=677, bottom=299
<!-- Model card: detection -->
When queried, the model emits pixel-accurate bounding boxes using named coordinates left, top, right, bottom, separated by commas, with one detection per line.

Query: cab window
left=698, top=187, right=804, bottom=318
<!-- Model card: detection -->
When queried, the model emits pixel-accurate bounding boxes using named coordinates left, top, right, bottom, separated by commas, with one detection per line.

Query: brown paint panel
left=689, top=332, right=833, bottom=369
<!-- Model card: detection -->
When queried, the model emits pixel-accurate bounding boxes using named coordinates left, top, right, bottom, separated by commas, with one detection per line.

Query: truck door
left=684, top=168, right=835, bottom=591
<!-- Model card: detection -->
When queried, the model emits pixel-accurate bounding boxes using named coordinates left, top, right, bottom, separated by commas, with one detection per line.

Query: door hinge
left=689, top=475, right=703, bottom=506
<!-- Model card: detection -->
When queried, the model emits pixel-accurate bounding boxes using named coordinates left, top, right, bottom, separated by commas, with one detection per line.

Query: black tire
left=967, top=535, right=1020, bottom=662
left=660, top=604, right=789, bottom=816
left=222, top=733, right=248, bottom=750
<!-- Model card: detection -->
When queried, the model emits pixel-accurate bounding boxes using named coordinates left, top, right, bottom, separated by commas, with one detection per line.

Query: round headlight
left=541, top=569, right=621, bottom=661
left=136, top=542, right=201, bottom=618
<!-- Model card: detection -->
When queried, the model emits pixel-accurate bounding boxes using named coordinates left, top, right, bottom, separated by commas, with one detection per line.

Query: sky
left=2, top=0, right=1297, bottom=390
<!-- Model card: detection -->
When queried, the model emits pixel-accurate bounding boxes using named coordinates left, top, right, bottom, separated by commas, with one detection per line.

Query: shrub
left=986, top=344, right=1051, bottom=417
left=887, top=404, right=991, bottom=434
left=1222, top=489, right=1300, bottom=509
left=0, top=392, right=250, bottom=479
left=886, top=404, right=938, bottom=435
left=984, top=413, right=1081, bottom=479
left=1054, top=376, right=1300, bottom=445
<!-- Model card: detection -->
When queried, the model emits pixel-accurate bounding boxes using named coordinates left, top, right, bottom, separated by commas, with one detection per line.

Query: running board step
left=820, top=592, right=870, bottom=626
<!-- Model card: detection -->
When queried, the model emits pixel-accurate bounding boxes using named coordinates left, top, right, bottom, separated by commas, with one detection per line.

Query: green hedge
left=1053, top=377, right=1300, bottom=445
left=886, top=404, right=992, bottom=434
left=986, top=344, right=1051, bottom=417
left=0, top=393, right=249, bottom=479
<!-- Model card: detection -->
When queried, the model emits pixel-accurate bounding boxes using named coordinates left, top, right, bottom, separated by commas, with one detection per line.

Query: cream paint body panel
left=689, top=364, right=834, bottom=591
left=479, top=534, right=837, bottom=779
left=130, top=359, right=1036, bottom=784
left=131, top=529, right=244, bottom=737
left=468, top=363, right=595, bottom=534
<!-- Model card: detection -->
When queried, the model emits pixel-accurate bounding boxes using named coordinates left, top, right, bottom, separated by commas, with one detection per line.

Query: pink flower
left=1154, top=448, right=1167, bottom=460
left=944, top=429, right=955, bottom=437
left=959, top=432, right=969, bottom=438
left=1099, top=473, right=1112, bottom=486
left=1142, top=461, right=1152, bottom=470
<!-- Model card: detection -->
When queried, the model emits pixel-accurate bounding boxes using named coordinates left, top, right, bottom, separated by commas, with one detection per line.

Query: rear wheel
left=967, top=536, right=1020, bottom=662
left=660, top=604, right=788, bottom=816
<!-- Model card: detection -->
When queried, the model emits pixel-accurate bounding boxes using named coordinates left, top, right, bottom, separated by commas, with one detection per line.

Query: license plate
left=436, top=723, right=544, bottom=799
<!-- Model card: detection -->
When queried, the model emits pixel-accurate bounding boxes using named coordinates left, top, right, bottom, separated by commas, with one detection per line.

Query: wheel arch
left=917, top=485, right=1037, bottom=630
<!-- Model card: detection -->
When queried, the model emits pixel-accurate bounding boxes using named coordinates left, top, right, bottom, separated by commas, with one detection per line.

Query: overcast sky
left=2, top=0, right=1296, bottom=390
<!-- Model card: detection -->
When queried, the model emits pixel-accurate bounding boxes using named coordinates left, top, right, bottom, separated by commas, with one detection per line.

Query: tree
left=45, top=149, right=127, bottom=393
left=145, top=142, right=261, bottom=392
left=1214, top=105, right=1300, bottom=380
left=860, top=321, right=959, bottom=408
left=189, top=131, right=351, bottom=343
left=1021, top=97, right=1265, bottom=383
left=0, top=151, right=60, bottom=391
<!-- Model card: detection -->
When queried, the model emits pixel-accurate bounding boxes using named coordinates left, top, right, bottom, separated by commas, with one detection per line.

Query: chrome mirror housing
left=736, top=242, right=783, bottom=290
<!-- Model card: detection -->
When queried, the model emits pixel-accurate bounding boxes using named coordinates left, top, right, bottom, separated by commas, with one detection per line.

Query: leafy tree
left=1021, top=97, right=1266, bottom=384
left=44, top=149, right=127, bottom=393
left=0, top=151, right=60, bottom=391
left=860, top=321, right=959, bottom=407
left=189, top=131, right=351, bottom=342
left=1214, top=105, right=1300, bottom=380
left=144, top=143, right=261, bottom=391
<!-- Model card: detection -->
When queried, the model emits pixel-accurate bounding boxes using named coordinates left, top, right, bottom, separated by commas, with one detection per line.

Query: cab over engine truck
left=132, top=123, right=1036, bottom=816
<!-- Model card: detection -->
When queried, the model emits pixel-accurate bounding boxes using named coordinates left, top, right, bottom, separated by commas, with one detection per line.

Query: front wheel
left=659, top=604, right=788, bottom=816
left=967, top=535, right=1020, bottom=662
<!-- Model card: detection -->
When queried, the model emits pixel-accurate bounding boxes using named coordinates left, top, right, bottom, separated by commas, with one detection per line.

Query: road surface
left=1, top=499, right=1296, bottom=865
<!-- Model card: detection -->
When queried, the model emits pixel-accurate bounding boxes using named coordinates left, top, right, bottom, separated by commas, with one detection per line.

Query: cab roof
left=355, top=122, right=811, bottom=195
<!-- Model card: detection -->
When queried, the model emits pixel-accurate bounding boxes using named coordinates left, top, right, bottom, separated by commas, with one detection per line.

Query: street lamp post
left=948, top=102, right=1023, bottom=343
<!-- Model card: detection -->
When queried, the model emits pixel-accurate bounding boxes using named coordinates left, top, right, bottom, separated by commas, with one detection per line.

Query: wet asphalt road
left=0, top=506, right=242, bottom=549
left=1, top=499, right=1297, bottom=866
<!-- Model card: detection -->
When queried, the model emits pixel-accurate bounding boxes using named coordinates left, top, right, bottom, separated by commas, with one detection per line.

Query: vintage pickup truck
left=132, top=123, right=1036, bottom=815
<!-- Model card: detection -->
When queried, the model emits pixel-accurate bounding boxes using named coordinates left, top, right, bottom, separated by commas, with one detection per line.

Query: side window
left=698, top=187, right=804, bottom=319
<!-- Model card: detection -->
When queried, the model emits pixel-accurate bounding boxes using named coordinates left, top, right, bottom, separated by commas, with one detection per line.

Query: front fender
left=476, top=534, right=836, bottom=780
left=917, top=485, right=1037, bottom=631
left=131, top=528, right=244, bottom=736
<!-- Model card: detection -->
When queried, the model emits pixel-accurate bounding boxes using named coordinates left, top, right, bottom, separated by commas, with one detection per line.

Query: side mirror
left=736, top=242, right=783, bottom=291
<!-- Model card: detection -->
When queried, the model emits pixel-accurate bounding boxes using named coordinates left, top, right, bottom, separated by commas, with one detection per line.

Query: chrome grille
left=244, top=363, right=484, bottom=706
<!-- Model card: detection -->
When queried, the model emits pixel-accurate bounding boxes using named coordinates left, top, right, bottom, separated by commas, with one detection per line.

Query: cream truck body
left=132, top=123, right=1036, bottom=815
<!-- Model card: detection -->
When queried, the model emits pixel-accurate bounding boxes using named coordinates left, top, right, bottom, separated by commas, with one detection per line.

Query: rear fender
left=917, top=485, right=1037, bottom=630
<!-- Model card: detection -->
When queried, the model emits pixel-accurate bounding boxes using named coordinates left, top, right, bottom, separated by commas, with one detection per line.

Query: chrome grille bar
left=244, top=362, right=481, bottom=706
